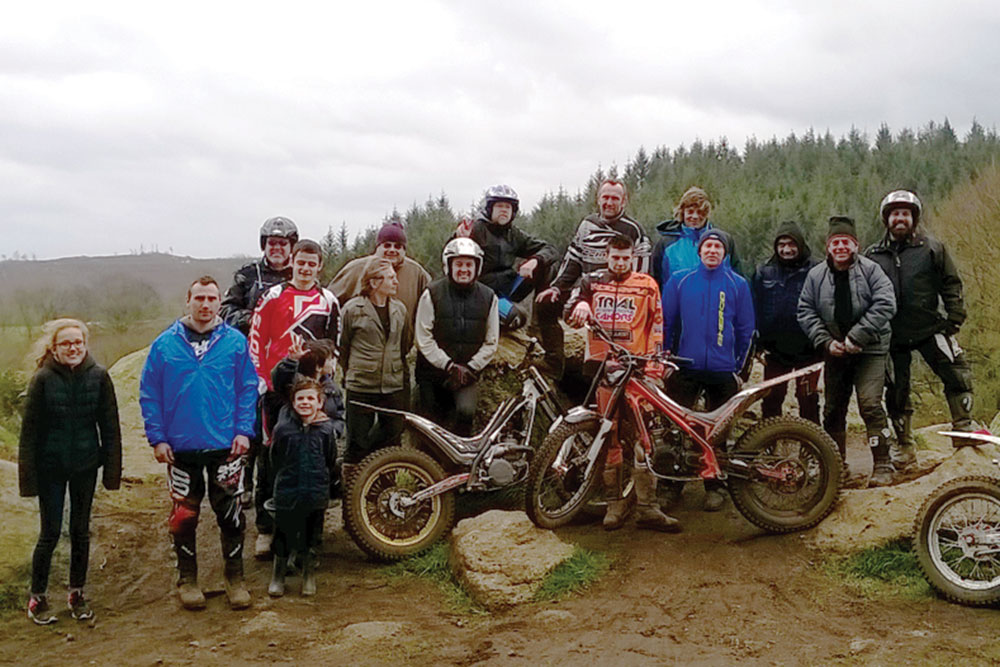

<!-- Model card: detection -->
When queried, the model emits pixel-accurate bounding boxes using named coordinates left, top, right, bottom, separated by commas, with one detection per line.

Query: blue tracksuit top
left=662, top=263, right=756, bottom=374
left=140, top=319, right=258, bottom=452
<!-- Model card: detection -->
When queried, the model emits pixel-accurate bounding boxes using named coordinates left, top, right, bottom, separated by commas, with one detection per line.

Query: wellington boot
left=602, top=464, right=628, bottom=531
left=268, top=557, right=287, bottom=598
left=633, top=468, right=681, bottom=533
left=301, top=551, right=318, bottom=597
left=177, top=581, right=206, bottom=611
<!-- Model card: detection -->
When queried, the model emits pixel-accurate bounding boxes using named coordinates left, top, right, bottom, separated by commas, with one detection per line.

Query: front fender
left=548, top=406, right=601, bottom=434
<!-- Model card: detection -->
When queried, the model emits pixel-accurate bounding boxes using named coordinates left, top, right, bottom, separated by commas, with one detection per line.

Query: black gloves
left=445, top=363, right=477, bottom=390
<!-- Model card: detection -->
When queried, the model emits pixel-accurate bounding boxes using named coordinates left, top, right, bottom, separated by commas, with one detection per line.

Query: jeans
left=345, top=390, right=405, bottom=464
left=761, top=357, right=821, bottom=423
left=32, top=468, right=98, bottom=594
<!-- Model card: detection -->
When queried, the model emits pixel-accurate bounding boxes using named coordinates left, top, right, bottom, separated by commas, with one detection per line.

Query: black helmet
left=483, top=184, right=520, bottom=221
left=259, top=216, right=299, bottom=250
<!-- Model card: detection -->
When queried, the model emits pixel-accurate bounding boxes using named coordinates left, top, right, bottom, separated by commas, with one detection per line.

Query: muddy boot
left=301, top=550, right=318, bottom=597
left=656, top=481, right=683, bottom=509
left=869, top=460, right=896, bottom=487
left=254, top=532, right=273, bottom=560
left=268, top=556, right=286, bottom=598
left=175, top=538, right=205, bottom=610
left=176, top=579, right=206, bottom=611
left=703, top=487, right=726, bottom=513
left=602, top=464, right=628, bottom=531
left=633, top=467, right=681, bottom=533
left=890, top=415, right=917, bottom=470
left=223, top=559, right=251, bottom=610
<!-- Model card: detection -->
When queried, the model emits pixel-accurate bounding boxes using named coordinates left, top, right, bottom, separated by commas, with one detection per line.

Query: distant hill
left=0, top=252, right=250, bottom=303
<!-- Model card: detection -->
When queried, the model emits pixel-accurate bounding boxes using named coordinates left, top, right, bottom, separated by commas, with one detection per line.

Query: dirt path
left=2, top=460, right=1000, bottom=667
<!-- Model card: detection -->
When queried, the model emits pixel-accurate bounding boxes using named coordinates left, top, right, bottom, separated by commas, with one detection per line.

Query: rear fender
left=548, top=407, right=601, bottom=434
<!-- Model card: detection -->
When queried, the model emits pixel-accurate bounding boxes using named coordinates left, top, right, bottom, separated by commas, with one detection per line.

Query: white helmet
left=879, top=190, right=922, bottom=224
left=442, top=237, right=484, bottom=277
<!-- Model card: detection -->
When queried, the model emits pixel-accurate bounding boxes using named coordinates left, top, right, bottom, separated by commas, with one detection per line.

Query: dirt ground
left=3, top=436, right=1000, bottom=667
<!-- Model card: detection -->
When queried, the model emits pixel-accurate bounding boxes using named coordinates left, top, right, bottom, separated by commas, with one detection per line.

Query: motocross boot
left=946, top=392, right=986, bottom=447
left=222, top=537, right=251, bottom=610
left=268, top=555, right=287, bottom=597
left=301, top=550, right=318, bottom=597
left=175, top=537, right=206, bottom=610
left=890, top=414, right=917, bottom=470
left=869, top=433, right=895, bottom=488
left=602, top=464, right=629, bottom=531
left=634, top=467, right=681, bottom=533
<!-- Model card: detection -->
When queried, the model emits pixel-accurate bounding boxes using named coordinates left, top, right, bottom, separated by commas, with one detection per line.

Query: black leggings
left=32, top=468, right=98, bottom=595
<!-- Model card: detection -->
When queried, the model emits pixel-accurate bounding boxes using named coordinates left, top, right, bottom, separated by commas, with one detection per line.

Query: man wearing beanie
left=798, top=216, right=897, bottom=486
left=865, top=190, right=981, bottom=464
left=329, top=220, right=431, bottom=330
left=751, top=221, right=821, bottom=423
left=662, top=228, right=755, bottom=511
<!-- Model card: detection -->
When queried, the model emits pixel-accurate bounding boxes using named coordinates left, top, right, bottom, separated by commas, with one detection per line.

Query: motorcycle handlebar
left=587, top=321, right=691, bottom=368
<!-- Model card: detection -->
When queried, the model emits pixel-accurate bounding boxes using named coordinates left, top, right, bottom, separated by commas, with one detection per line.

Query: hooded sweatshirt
left=751, top=221, right=820, bottom=365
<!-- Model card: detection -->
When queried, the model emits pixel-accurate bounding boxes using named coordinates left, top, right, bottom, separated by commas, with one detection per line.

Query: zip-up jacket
left=652, top=219, right=744, bottom=286
left=552, top=214, right=651, bottom=295
left=140, top=319, right=258, bottom=452
left=269, top=407, right=336, bottom=511
left=864, top=232, right=966, bottom=347
left=662, top=264, right=755, bottom=373
left=465, top=217, right=560, bottom=296
left=797, top=255, right=896, bottom=355
left=249, top=282, right=341, bottom=390
left=19, top=355, right=122, bottom=497
left=339, top=295, right=412, bottom=394
left=565, top=269, right=663, bottom=362
left=220, top=258, right=292, bottom=335
left=415, top=279, right=499, bottom=379
left=751, top=222, right=819, bottom=365
left=269, top=358, right=346, bottom=440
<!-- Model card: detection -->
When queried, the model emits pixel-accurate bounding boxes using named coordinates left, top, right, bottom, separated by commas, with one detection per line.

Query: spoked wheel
left=342, top=446, right=455, bottom=562
left=728, top=416, right=842, bottom=533
left=525, top=420, right=603, bottom=529
left=913, top=476, right=1000, bottom=606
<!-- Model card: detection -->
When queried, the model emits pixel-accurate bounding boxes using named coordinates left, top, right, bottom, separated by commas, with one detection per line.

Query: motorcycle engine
left=649, top=416, right=688, bottom=477
left=484, top=439, right=529, bottom=487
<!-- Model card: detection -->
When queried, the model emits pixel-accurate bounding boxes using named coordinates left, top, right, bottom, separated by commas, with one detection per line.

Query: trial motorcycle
left=343, top=338, right=562, bottom=561
left=526, top=323, right=843, bottom=533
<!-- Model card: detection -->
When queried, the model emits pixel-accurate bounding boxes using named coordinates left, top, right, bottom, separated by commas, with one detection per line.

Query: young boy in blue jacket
left=267, top=377, right=337, bottom=597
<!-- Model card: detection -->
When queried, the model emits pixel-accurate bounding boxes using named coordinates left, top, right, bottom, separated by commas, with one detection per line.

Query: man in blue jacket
left=662, top=230, right=755, bottom=511
left=140, top=276, right=258, bottom=611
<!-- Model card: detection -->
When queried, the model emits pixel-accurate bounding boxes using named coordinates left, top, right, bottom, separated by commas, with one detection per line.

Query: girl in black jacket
left=18, top=319, right=122, bottom=625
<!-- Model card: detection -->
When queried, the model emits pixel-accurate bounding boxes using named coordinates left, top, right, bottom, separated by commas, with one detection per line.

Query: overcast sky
left=3, top=0, right=999, bottom=260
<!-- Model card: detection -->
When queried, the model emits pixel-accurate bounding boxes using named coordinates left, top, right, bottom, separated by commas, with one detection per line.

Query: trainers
left=67, top=590, right=94, bottom=621
left=869, top=462, right=895, bottom=488
left=224, top=576, right=251, bottom=610
left=254, top=533, right=273, bottom=560
left=27, top=595, right=57, bottom=625
left=177, top=581, right=206, bottom=610
left=704, top=489, right=726, bottom=512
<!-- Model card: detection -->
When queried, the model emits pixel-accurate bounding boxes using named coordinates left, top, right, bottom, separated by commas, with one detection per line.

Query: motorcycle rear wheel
left=913, top=476, right=1000, bottom=606
left=343, top=446, right=455, bottom=562
left=525, top=419, right=603, bottom=529
left=728, top=416, right=842, bottom=533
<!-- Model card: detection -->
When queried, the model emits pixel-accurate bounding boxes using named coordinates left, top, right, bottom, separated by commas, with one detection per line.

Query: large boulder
left=449, top=510, right=574, bottom=610
left=805, top=428, right=1000, bottom=553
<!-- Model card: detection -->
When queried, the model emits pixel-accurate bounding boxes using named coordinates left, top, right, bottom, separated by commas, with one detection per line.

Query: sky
left=2, top=0, right=999, bottom=260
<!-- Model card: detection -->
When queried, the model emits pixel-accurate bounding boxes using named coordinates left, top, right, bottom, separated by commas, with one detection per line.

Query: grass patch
left=379, top=542, right=482, bottom=613
left=534, top=546, right=610, bottom=601
left=827, top=539, right=931, bottom=599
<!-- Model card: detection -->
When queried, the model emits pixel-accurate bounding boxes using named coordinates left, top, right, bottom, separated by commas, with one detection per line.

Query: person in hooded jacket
left=457, top=185, right=564, bottom=377
left=864, top=190, right=981, bottom=466
left=651, top=186, right=744, bottom=288
left=751, top=221, right=821, bottom=423
left=19, top=319, right=122, bottom=625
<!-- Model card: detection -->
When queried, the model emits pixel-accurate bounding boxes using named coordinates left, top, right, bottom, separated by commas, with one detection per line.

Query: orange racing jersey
left=565, top=270, right=663, bottom=362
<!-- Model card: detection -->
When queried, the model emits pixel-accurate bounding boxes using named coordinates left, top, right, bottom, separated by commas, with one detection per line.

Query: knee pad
left=168, top=501, right=200, bottom=537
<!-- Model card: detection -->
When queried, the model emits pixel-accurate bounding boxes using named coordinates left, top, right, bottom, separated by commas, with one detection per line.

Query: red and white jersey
left=249, top=282, right=341, bottom=390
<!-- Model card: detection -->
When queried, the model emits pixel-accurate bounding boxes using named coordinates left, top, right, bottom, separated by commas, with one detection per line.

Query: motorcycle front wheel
left=525, top=419, right=603, bottom=529
left=343, top=446, right=455, bottom=562
left=728, top=416, right=842, bottom=533
left=913, top=476, right=1000, bottom=606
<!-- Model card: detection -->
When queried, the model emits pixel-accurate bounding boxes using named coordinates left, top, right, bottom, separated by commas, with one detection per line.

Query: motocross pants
left=823, top=353, right=891, bottom=461
left=167, top=449, right=246, bottom=581
left=886, top=334, right=975, bottom=429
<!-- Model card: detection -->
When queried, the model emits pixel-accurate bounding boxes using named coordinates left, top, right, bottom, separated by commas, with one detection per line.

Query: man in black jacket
left=461, top=185, right=564, bottom=376
left=865, top=190, right=979, bottom=465
left=751, top=221, right=821, bottom=423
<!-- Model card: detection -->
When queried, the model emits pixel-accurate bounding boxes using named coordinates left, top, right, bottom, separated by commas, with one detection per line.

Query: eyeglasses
left=379, top=242, right=404, bottom=250
left=56, top=340, right=85, bottom=349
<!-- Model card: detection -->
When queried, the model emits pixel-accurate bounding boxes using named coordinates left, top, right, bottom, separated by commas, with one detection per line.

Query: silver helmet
left=484, top=184, right=520, bottom=221
left=441, top=237, right=484, bottom=277
left=879, top=190, right=922, bottom=224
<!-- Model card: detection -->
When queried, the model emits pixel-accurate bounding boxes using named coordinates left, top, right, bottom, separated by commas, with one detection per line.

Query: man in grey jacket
left=798, top=217, right=897, bottom=487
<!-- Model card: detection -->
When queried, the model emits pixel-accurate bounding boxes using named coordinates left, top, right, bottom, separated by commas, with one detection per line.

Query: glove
left=446, top=363, right=477, bottom=390
left=943, top=320, right=961, bottom=337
